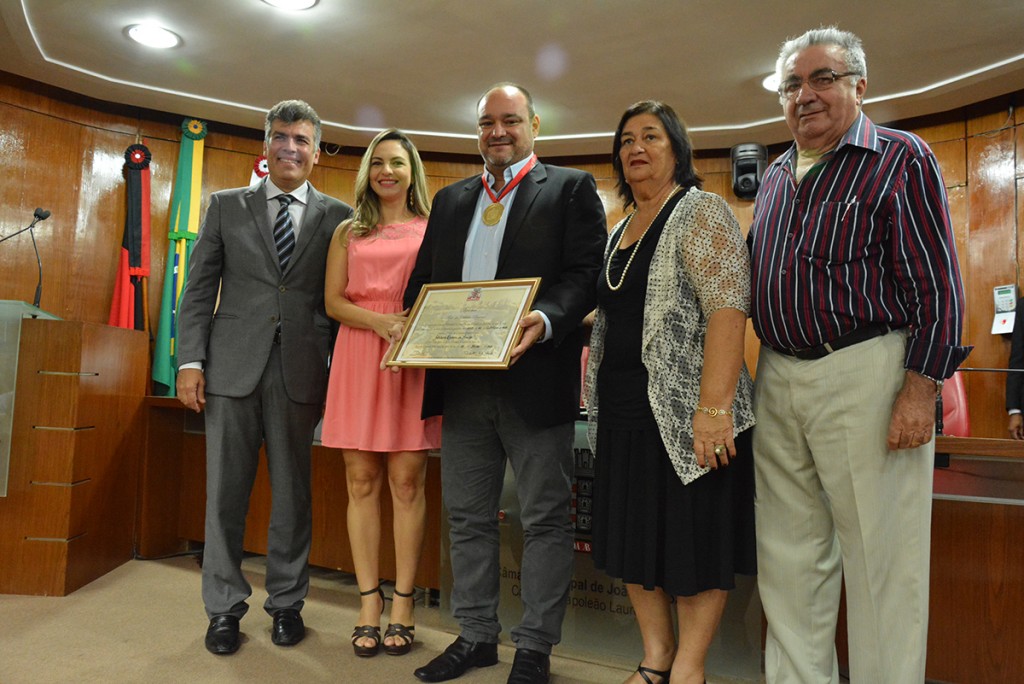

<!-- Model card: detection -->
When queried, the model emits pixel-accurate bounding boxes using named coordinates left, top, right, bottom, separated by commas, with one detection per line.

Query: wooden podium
left=0, top=302, right=147, bottom=595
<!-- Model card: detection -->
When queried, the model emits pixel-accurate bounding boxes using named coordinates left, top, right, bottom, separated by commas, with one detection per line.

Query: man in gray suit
left=407, top=83, right=606, bottom=684
left=176, top=100, right=352, bottom=655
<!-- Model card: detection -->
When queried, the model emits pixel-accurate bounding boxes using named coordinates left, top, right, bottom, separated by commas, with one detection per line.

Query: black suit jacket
left=404, top=162, right=606, bottom=427
left=1007, top=297, right=1024, bottom=412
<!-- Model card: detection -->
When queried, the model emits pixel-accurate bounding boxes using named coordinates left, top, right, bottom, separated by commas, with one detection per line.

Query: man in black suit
left=1007, top=296, right=1024, bottom=439
left=406, top=83, right=606, bottom=684
left=176, top=100, right=352, bottom=655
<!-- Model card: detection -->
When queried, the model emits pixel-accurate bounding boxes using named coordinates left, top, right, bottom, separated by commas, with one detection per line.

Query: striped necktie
left=274, top=194, right=296, bottom=269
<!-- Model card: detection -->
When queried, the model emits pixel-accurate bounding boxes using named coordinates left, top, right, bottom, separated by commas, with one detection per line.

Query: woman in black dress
left=584, top=101, right=756, bottom=684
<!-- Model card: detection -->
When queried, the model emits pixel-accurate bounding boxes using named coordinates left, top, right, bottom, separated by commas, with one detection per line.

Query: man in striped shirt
left=748, top=27, right=971, bottom=684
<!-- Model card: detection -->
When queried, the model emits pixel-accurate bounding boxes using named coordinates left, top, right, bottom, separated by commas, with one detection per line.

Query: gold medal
left=482, top=203, right=504, bottom=226
left=479, top=154, right=538, bottom=227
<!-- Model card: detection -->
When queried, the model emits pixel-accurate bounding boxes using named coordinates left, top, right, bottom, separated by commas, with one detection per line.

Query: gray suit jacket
left=178, top=179, right=353, bottom=404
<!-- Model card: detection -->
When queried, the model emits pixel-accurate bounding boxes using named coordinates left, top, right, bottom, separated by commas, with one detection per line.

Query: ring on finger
left=713, top=444, right=725, bottom=457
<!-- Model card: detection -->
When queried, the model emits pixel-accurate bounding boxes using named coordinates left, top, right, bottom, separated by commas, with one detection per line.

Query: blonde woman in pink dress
left=322, top=129, right=440, bottom=658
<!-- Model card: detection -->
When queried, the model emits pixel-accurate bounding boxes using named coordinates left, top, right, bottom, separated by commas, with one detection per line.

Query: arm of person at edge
left=510, top=172, right=606, bottom=365
left=1003, top=413, right=1019, bottom=440
left=175, top=193, right=227, bottom=414
left=1010, top=414, right=1024, bottom=441
left=887, top=153, right=970, bottom=451
left=1007, top=298, right=1024, bottom=439
left=693, top=308, right=746, bottom=469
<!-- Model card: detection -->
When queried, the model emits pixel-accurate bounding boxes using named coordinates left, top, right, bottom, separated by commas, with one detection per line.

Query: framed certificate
left=384, top=278, right=541, bottom=369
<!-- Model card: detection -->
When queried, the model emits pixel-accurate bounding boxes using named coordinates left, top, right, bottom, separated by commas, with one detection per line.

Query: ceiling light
left=762, top=73, right=780, bottom=93
left=262, top=0, right=318, bottom=9
left=126, top=23, right=181, bottom=49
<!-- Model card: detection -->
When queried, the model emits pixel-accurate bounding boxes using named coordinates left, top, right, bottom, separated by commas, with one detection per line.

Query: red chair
left=940, top=370, right=970, bottom=437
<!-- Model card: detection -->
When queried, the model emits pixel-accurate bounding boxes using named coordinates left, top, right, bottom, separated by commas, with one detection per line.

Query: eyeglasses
left=777, top=69, right=861, bottom=100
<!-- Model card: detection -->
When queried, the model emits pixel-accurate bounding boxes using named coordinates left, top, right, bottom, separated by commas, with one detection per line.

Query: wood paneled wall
left=0, top=71, right=1020, bottom=437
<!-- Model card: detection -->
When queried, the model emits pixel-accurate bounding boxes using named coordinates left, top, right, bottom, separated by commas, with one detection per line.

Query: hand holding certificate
left=384, top=278, right=541, bottom=369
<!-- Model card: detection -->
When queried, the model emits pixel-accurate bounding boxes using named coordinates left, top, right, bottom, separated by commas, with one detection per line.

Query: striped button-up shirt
left=749, top=113, right=971, bottom=379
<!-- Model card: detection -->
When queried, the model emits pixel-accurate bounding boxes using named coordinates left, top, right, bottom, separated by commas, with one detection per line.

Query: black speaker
left=731, top=143, right=767, bottom=200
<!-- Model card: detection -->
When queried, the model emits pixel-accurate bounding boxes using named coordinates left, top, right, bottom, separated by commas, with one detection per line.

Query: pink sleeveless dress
left=321, top=217, right=441, bottom=451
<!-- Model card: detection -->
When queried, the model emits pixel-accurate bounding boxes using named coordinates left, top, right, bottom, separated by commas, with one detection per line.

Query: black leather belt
left=775, top=323, right=891, bottom=360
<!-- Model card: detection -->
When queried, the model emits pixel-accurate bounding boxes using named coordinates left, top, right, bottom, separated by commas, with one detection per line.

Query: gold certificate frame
left=385, top=278, right=541, bottom=369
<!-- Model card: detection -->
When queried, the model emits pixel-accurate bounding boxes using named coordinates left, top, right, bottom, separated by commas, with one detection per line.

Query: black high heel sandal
left=636, top=662, right=671, bottom=684
left=351, top=584, right=385, bottom=658
left=383, top=587, right=417, bottom=656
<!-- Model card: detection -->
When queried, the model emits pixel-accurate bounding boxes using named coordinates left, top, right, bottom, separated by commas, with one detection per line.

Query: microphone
left=0, top=207, right=51, bottom=243
left=0, top=208, right=50, bottom=308
left=30, top=227, right=43, bottom=308
left=30, top=209, right=48, bottom=308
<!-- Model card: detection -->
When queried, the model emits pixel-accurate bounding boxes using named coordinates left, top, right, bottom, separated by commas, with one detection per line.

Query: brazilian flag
left=152, top=118, right=207, bottom=396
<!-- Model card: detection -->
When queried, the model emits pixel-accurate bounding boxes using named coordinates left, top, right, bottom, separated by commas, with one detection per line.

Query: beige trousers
left=753, top=331, right=932, bottom=683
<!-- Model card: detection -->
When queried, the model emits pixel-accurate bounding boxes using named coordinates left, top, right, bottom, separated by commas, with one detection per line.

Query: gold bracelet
left=696, top=405, right=733, bottom=417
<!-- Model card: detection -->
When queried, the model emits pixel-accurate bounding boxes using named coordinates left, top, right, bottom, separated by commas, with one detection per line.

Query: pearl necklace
left=605, top=185, right=681, bottom=292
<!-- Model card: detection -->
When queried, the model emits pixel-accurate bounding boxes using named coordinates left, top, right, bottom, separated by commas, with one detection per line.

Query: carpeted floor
left=0, top=554, right=635, bottom=684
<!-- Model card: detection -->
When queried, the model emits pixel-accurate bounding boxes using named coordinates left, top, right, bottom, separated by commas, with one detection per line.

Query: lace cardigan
left=584, top=189, right=755, bottom=485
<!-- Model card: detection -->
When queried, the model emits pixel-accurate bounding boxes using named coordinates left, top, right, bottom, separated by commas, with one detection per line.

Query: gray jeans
left=440, top=373, right=575, bottom=654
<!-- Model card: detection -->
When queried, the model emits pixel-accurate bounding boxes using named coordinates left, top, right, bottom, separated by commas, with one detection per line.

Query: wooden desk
left=833, top=437, right=1024, bottom=682
left=0, top=319, right=147, bottom=595
left=935, top=435, right=1024, bottom=460
left=137, top=398, right=442, bottom=589
left=926, top=437, right=1024, bottom=681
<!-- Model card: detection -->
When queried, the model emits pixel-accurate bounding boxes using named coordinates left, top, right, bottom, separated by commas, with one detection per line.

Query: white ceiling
left=2, top=0, right=1024, bottom=156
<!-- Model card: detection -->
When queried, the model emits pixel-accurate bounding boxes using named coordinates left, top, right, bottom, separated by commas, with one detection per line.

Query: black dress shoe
left=271, top=608, right=305, bottom=646
left=205, top=615, right=240, bottom=655
left=507, top=648, right=550, bottom=684
left=413, top=636, right=499, bottom=682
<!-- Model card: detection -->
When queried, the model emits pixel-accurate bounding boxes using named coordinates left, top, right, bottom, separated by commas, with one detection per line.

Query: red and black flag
left=108, top=143, right=152, bottom=330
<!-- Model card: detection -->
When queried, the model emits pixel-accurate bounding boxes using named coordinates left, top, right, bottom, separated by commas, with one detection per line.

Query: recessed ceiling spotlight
left=762, top=73, right=780, bottom=93
left=126, top=23, right=181, bottom=49
left=262, top=0, right=318, bottom=9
